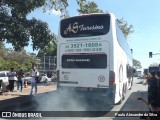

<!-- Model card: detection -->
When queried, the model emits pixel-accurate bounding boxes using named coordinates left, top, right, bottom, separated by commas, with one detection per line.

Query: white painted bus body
left=57, top=13, right=133, bottom=104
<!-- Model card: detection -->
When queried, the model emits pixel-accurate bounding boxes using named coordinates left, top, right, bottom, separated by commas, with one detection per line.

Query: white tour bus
left=57, top=13, right=133, bottom=104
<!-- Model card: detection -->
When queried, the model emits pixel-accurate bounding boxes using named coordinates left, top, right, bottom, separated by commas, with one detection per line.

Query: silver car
left=23, top=76, right=32, bottom=83
left=23, top=73, right=49, bottom=83
left=0, top=71, right=9, bottom=84
left=38, top=73, right=49, bottom=83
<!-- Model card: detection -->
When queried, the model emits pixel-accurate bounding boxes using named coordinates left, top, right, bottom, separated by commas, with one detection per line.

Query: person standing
left=30, top=66, right=39, bottom=95
left=156, top=71, right=160, bottom=112
left=8, top=68, right=17, bottom=92
left=17, top=69, right=24, bottom=92
left=147, top=70, right=159, bottom=110
left=0, top=80, right=1, bottom=92
left=0, top=80, right=7, bottom=92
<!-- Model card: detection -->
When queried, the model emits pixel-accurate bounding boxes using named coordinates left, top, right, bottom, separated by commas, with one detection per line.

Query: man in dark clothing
left=156, top=70, right=160, bottom=111
left=8, top=68, right=17, bottom=92
left=17, top=69, right=24, bottom=92
left=147, top=70, right=159, bottom=108
left=0, top=80, right=1, bottom=92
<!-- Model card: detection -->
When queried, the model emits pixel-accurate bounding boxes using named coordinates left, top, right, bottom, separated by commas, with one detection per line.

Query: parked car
left=143, top=68, right=149, bottom=79
left=23, top=73, right=49, bottom=83
left=137, top=71, right=143, bottom=78
left=51, top=74, right=57, bottom=82
left=23, top=76, right=32, bottom=84
left=38, top=73, right=49, bottom=83
left=0, top=71, right=9, bottom=85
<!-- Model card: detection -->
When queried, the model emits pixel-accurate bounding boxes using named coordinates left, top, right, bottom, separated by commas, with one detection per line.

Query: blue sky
left=5, top=0, right=160, bottom=68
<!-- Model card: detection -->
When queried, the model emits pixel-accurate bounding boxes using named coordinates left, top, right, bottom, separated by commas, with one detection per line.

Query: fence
left=35, top=56, right=56, bottom=72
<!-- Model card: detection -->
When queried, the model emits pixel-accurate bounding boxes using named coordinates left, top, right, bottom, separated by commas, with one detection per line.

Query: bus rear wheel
left=118, top=66, right=124, bottom=104
left=116, top=88, right=123, bottom=105
left=122, top=83, right=127, bottom=100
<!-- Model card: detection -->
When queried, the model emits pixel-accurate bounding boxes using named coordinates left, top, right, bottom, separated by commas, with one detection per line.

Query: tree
left=37, top=34, right=57, bottom=63
left=43, top=0, right=69, bottom=19
left=0, top=47, right=37, bottom=71
left=42, top=42, right=57, bottom=56
left=77, top=0, right=103, bottom=14
left=0, top=57, right=6, bottom=70
left=133, top=59, right=142, bottom=69
left=0, top=0, right=66, bottom=51
left=0, top=42, right=6, bottom=59
left=117, top=18, right=134, bottom=39
left=0, top=41, right=5, bottom=49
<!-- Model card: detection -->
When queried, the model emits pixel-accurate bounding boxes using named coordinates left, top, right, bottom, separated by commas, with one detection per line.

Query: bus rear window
left=62, top=53, right=107, bottom=68
left=60, top=14, right=110, bottom=38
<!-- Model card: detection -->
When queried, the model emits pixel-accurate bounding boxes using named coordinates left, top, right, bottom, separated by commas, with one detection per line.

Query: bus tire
left=116, top=90, right=123, bottom=105
left=122, top=83, right=127, bottom=100
left=119, top=65, right=124, bottom=104
left=117, top=84, right=124, bottom=105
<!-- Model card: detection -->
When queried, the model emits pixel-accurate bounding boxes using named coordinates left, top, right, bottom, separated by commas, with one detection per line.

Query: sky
left=5, top=0, right=160, bottom=69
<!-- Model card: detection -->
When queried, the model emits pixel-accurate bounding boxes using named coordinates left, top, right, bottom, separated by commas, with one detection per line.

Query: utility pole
left=54, top=56, right=57, bottom=71
left=49, top=56, right=50, bottom=70
left=44, top=55, right=45, bottom=71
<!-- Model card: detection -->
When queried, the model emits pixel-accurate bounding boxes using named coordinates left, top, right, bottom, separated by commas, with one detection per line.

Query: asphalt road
left=1, top=77, right=149, bottom=120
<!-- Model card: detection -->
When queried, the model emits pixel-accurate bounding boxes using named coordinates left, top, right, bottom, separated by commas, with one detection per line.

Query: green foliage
left=0, top=0, right=67, bottom=70
left=0, top=57, right=6, bottom=70
left=0, top=0, right=56, bottom=51
left=29, top=18, right=54, bottom=51
left=43, top=0, right=69, bottom=18
left=7, top=61, right=21, bottom=70
left=0, top=41, right=5, bottom=49
left=117, top=18, right=134, bottom=39
left=0, top=48, right=36, bottom=71
left=133, top=59, right=142, bottom=69
left=76, top=0, right=103, bottom=14
left=37, top=35, right=57, bottom=56
left=1, top=0, right=134, bottom=64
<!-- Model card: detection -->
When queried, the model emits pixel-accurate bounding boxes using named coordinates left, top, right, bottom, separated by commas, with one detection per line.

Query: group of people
left=0, top=66, right=39, bottom=95
left=8, top=68, right=24, bottom=92
left=145, top=69, right=160, bottom=113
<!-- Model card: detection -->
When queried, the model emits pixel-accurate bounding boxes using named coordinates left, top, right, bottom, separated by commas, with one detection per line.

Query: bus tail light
left=109, top=71, right=115, bottom=85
